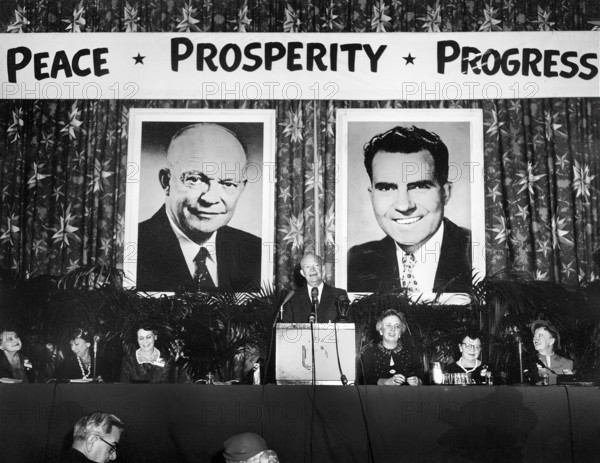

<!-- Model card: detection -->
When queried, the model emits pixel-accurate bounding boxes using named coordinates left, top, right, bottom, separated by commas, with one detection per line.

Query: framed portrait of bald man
left=335, top=109, right=485, bottom=302
left=123, top=109, right=276, bottom=293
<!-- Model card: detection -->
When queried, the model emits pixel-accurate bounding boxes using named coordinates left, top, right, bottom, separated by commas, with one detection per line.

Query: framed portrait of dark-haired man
left=123, top=109, right=276, bottom=293
left=335, top=109, right=485, bottom=303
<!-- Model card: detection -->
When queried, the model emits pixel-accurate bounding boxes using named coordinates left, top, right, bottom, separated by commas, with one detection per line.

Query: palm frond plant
left=471, top=271, right=599, bottom=379
left=0, top=266, right=23, bottom=328
left=175, top=288, right=275, bottom=382
left=246, top=284, right=296, bottom=383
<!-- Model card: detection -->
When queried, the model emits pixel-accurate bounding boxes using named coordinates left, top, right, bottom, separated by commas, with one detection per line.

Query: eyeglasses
left=97, top=436, right=119, bottom=455
left=461, top=343, right=481, bottom=351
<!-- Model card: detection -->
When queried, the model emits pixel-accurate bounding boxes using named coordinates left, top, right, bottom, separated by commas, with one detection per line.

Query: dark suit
left=137, top=205, right=261, bottom=292
left=0, top=352, right=37, bottom=383
left=347, top=218, right=471, bottom=293
left=282, top=283, right=348, bottom=323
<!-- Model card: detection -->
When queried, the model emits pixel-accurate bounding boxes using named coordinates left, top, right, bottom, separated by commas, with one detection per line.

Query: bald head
left=166, top=123, right=247, bottom=171
left=159, top=123, right=249, bottom=243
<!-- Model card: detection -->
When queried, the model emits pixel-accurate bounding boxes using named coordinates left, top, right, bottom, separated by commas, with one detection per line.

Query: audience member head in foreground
left=223, top=432, right=279, bottom=463
left=59, top=411, right=124, bottom=463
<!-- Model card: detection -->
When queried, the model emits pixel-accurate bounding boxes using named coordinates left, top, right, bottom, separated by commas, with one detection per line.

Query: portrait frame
left=123, top=108, right=276, bottom=293
left=335, top=108, right=485, bottom=302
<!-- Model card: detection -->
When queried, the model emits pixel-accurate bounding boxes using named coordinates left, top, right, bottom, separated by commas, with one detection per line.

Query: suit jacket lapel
left=382, top=236, right=400, bottom=284
left=319, top=284, right=334, bottom=313
left=434, top=219, right=468, bottom=291
left=215, top=229, right=231, bottom=288
left=155, top=206, right=194, bottom=286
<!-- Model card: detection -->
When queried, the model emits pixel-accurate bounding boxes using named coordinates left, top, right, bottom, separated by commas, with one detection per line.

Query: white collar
left=165, top=211, right=218, bottom=285
left=395, top=221, right=444, bottom=292
left=135, top=348, right=165, bottom=366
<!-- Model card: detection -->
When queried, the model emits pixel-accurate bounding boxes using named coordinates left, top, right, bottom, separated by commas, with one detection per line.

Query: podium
left=275, top=323, right=356, bottom=385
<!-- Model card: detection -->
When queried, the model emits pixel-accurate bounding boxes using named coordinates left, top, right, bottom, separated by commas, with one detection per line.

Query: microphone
left=311, top=286, right=319, bottom=309
left=279, top=290, right=296, bottom=322
left=506, top=323, right=523, bottom=343
left=309, top=287, right=319, bottom=323
left=92, top=335, right=99, bottom=380
left=335, top=294, right=351, bottom=322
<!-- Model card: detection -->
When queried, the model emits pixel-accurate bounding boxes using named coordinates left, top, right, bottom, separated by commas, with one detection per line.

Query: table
left=1, top=384, right=598, bottom=462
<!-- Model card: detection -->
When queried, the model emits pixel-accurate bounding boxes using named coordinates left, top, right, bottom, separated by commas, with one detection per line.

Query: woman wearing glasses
left=359, top=309, right=422, bottom=385
left=447, top=330, right=491, bottom=384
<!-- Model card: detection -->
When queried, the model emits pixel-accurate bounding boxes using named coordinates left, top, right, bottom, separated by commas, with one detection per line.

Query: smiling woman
left=446, top=329, right=493, bottom=385
left=0, top=328, right=38, bottom=383
left=358, top=309, right=423, bottom=386
left=120, top=324, right=188, bottom=383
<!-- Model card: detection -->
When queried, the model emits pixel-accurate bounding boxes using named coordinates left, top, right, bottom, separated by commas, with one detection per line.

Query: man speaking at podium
left=282, top=254, right=348, bottom=323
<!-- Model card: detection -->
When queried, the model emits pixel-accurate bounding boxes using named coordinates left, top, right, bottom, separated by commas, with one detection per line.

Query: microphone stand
left=310, top=288, right=318, bottom=386
left=310, top=317, right=316, bottom=386
left=518, top=337, right=524, bottom=384
left=512, top=332, right=529, bottom=386
left=92, top=336, right=99, bottom=381
left=266, top=289, right=295, bottom=385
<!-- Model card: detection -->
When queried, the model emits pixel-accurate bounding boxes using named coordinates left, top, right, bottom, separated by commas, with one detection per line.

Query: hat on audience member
left=223, top=432, right=267, bottom=462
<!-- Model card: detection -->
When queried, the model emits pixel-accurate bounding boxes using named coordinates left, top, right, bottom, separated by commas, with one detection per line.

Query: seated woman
left=56, top=328, right=109, bottom=381
left=527, top=319, right=574, bottom=385
left=0, top=328, right=38, bottom=382
left=120, top=324, right=180, bottom=383
left=446, top=330, right=492, bottom=384
left=359, top=309, right=422, bottom=386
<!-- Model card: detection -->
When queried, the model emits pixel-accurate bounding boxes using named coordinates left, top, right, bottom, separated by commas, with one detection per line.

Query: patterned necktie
left=400, top=253, right=419, bottom=292
left=194, top=247, right=215, bottom=289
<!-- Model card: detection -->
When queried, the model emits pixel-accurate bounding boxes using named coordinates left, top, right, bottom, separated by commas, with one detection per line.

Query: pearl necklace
left=457, top=358, right=480, bottom=373
left=77, top=357, right=91, bottom=379
left=136, top=348, right=160, bottom=364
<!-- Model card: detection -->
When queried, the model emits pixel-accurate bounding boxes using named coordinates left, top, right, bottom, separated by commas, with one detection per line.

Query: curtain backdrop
left=1, top=1, right=599, bottom=289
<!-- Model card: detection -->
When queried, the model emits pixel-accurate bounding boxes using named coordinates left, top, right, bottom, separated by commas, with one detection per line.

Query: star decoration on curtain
left=284, top=3, right=301, bottom=32
left=63, top=2, right=86, bottom=32
left=7, top=7, right=30, bottom=33
left=123, top=2, right=141, bottom=32
left=231, top=1, right=252, bottom=32
left=371, top=0, right=391, bottom=32
left=176, top=1, right=200, bottom=32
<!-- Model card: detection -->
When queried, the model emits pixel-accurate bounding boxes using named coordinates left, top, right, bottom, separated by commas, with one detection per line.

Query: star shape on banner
left=133, top=53, right=145, bottom=64
left=403, top=53, right=416, bottom=65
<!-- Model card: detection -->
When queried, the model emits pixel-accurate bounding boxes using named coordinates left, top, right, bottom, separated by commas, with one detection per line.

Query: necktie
left=194, top=247, right=215, bottom=289
left=400, top=253, right=419, bottom=292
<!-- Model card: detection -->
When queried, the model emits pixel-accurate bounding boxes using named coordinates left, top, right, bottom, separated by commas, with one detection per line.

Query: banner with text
left=1, top=32, right=598, bottom=100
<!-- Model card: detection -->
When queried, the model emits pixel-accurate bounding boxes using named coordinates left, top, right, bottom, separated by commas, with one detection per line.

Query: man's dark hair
left=458, top=329, right=484, bottom=345
left=363, top=125, right=450, bottom=185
